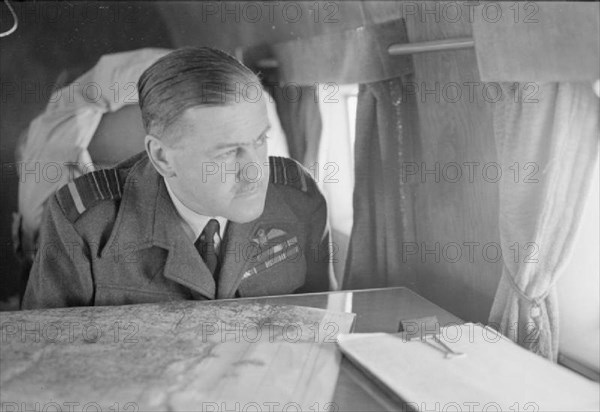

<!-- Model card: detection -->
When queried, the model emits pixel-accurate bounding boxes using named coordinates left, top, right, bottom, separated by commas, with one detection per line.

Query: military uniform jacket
left=22, top=152, right=331, bottom=309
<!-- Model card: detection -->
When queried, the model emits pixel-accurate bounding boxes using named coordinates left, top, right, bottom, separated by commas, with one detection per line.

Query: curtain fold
left=248, top=63, right=322, bottom=167
left=489, top=82, right=599, bottom=361
left=270, top=85, right=322, bottom=167
left=343, top=77, right=418, bottom=289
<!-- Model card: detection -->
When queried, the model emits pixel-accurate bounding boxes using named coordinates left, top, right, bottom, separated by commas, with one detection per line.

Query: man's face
left=166, top=98, right=270, bottom=223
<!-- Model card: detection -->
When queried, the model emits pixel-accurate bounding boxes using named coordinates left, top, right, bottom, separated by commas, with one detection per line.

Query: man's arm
left=21, top=195, right=94, bottom=309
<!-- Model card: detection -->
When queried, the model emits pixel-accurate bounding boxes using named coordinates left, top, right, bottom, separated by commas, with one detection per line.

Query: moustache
left=234, top=181, right=263, bottom=195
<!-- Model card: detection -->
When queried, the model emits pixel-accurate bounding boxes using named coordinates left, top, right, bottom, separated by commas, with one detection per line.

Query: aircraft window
left=557, top=155, right=600, bottom=378
left=316, top=83, right=358, bottom=284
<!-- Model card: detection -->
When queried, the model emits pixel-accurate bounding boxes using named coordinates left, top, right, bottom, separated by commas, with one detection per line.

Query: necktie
left=194, top=219, right=221, bottom=281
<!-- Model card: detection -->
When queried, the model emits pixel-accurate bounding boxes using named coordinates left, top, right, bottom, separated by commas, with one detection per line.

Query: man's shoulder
left=54, top=152, right=147, bottom=224
left=268, top=156, right=311, bottom=193
left=267, top=156, right=325, bottom=213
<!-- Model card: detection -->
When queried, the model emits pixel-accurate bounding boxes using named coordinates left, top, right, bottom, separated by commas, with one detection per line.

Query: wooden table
left=228, top=286, right=464, bottom=411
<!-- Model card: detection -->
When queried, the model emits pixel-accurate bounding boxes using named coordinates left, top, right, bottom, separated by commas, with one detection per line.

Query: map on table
left=1, top=301, right=355, bottom=411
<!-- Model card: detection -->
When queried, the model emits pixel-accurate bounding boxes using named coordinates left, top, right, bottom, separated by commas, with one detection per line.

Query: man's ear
left=145, top=134, right=176, bottom=178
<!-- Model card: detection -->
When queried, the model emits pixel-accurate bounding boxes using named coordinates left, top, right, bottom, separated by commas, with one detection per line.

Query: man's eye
left=217, top=148, right=237, bottom=159
left=256, top=134, right=268, bottom=146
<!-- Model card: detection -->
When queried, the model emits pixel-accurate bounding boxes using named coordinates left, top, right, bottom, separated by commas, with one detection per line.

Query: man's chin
left=228, top=209, right=264, bottom=224
left=226, top=198, right=266, bottom=223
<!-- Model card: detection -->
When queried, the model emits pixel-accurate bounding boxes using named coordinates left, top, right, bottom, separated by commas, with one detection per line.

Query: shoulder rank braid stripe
left=56, top=169, right=123, bottom=222
left=269, top=156, right=308, bottom=193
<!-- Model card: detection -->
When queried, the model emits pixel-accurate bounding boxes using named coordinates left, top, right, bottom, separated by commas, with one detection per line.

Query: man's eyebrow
left=212, top=125, right=271, bottom=151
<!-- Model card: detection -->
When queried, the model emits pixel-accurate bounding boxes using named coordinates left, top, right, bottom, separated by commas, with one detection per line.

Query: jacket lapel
left=216, top=219, right=259, bottom=299
left=153, top=178, right=216, bottom=299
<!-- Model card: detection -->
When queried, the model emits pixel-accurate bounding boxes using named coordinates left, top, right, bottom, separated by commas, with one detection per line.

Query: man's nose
left=238, top=146, right=264, bottom=182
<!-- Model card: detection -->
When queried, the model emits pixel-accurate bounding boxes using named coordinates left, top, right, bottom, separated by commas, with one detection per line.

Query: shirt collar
left=164, top=179, right=228, bottom=242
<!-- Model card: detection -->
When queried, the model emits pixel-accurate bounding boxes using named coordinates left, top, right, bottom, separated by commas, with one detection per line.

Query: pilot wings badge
left=251, top=227, right=288, bottom=248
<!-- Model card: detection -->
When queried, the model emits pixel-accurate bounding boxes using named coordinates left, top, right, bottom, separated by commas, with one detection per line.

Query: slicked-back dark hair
left=138, top=47, right=259, bottom=139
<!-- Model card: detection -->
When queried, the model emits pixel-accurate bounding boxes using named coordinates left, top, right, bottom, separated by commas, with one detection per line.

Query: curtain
left=271, top=84, right=322, bottom=167
left=489, top=82, right=599, bottom=360
left=342, top=78, right=418, bottom=289
left=246, top=58, right=321, bottom=167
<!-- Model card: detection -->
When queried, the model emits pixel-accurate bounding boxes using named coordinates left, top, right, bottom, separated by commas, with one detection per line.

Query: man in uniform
left=22, top=47, right=332, bottom=309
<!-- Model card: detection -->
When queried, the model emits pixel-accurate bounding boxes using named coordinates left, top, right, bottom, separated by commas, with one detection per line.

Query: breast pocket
left=237, top=238, right=307, bottom=297
left=94, top=246, right=190, bottom=305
